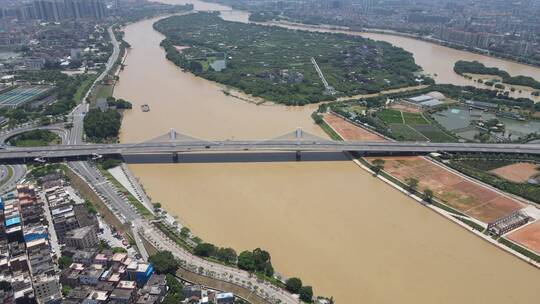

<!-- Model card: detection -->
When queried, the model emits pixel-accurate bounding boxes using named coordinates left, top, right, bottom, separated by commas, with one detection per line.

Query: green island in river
left=454, top=60, right=540, bottom=91
left=154, top=12, right=432, bottom=105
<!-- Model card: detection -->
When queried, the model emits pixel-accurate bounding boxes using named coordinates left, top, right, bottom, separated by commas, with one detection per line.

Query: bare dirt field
left=322, top=113, right=525, bottom=223
left=508, top=220, right=540, bottom=255
left=490, top=162, right=539, bottom=183
left=373, top=156, right=524, bottom=223
left=322, top=113, right=386, bottom=141
left=389, top=102, right=422, bottom=113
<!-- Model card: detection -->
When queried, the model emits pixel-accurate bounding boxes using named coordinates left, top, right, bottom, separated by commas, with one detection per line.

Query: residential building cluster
left=183, top=285, right=235, bottom=304
left=0, top=0, right=107, bottom=23
left=0, top=171, right=192, bottom=304
left=0, top=184, right=62, bottom=304
left=42, top=174, right=98, bottom=244
left=60, top=249, right=163, bottom=304
left=0, top=20, right=110, bottom=72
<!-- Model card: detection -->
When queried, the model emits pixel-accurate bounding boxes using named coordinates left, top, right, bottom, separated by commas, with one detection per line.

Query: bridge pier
left=172, top=152, right=179, bottom=163
left=295, top=150, right=301, bottom=161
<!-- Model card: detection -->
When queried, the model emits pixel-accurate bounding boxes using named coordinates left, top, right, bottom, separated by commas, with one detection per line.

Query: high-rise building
left=362, top=0, right=374, bottom=14
left=21, top=0, right=108, bottom=21
left=33, top=0, right=64, bottom=22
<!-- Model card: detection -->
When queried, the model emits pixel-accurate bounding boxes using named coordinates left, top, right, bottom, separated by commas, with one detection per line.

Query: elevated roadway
left=0, top=140, right=539, bottom=162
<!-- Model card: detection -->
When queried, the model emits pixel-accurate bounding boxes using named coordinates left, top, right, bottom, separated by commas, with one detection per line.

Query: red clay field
left=490, top=162, right=539, bottom=183
left=372, top=156, right=524, bottom=223
left=322, top=113, right=385, bottom=141
left=507, top=221, right=540, bottom=255
left=321, top=113, right=525, bottom=223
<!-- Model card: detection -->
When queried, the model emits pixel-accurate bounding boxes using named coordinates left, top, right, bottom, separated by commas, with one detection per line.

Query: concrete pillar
left=295, top=150, right=301, bottom=161
left=172, top=152, right=179, bottom=163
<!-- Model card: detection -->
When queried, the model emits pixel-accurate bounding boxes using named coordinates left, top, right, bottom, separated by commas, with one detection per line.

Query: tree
left=112, top=247, right=127, bottom=253
left=237, top=251, right=255, bottom=271
left=149, top=251, right=179, bottom=274
left=194, top=243, right=217, bottom=257
left=166, top=274, right=183, bottom=294
left=372, top=159, right=385, bottom=175
left=423, top=188, right=434, bottom=203
left=153, top=202, right=162, bottom=209
left=62, top=285, right=72, bottom=296
left=180, top=227, right=190, bottom=238
left=98, top=240, right=110, bottom=252
left=238, top=248, right=274, bottom=275
left=58, top=256, right=72, bottom=269
left=162, top=274, right=184, bottom=304
left=216, top=247, right=237, bottom=264
left=285, top=277, right=303, bottom=293
left=100, top=158, right=121, bottom=170
left=83, top=109, right=122, bottom=141
left=252, top=248, right=274, bottom=276
left=299, top=286, right=313, bottom=302
left=405, top=177, right=419, bottom=193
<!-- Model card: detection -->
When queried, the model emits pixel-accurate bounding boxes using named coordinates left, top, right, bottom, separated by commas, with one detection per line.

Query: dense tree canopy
left=194, top=243, right=217, bottom=257
left=285, top=277, right=303, bottom=293
left=8, top=129, right=59, bottom=147
left=155, top=13, right=423, bottom=105
left=83, top=109, right=121, bottom=141
left=149, top=251, right=179, bottom=275
left=454, top=60, right=540, bottom=89
left=299, top=286, right=314, bottom=302
left=237, top=248, right=274, bottom=276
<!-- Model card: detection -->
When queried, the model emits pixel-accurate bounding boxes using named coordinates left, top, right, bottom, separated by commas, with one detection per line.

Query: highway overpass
left=1, top=139, right=539, bottom=162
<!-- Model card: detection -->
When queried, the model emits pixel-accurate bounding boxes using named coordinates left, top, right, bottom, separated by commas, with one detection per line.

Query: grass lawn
left=389, top=124, right=427, bottom=141
left=412, top=125, right=457, bottom=142
left=74, top=74, right=98, bottom=103
left=11, top=139, right=60, bottom=147
left=377, top=109, right=403, bottom=124
left=402, top=112, right=429, bottom=125
left=8, top=130, right=61, bottom=147
left=350, top=105, right=366, bottom=115
left=97, top=84, right=114, bottom=99
left=318, top=120, right=343, bottom=141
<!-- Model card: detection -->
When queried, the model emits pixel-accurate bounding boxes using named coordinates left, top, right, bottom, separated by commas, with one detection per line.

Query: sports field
left=507, top=220, right=540, bottom=255
left=0, top=85, right=53, bottom=108
left=372, top=156, right=524, bottom=223
left=490, top=162, right=539, bottom=183
left=322, top=113, right=386, bottom=141
left=322, top=113, right=525, bottom=223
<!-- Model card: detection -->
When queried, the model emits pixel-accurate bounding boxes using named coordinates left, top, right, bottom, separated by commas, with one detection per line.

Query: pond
left=432, top=107, right=540, bottom=141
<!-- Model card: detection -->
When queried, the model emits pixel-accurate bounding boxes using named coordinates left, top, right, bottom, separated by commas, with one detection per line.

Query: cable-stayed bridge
left=1, top=128, right=539, bottom=162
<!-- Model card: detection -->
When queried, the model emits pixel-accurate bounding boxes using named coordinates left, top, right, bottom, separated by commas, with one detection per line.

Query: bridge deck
left=1, top=140, right=539, bottom=161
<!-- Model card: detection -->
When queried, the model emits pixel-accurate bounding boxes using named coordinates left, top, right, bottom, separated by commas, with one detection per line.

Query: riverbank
left=321, top=112, right=540, bottom=267
left=115, top=7, right=540, bottom=303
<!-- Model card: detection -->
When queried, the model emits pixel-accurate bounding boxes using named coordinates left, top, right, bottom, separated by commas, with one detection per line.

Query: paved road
left=0, top=123, right=66, bottom=144
left=68, top=25, right=119, bottom=145
left=1, top=140, right=539, bottom=161
left=67, top=160, right=149, bottom=261
left=39, top=190, right=61, bottom=256
left=0, top=164, right=26, bottom=194
left=69, top=161, right=138, bottom=221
